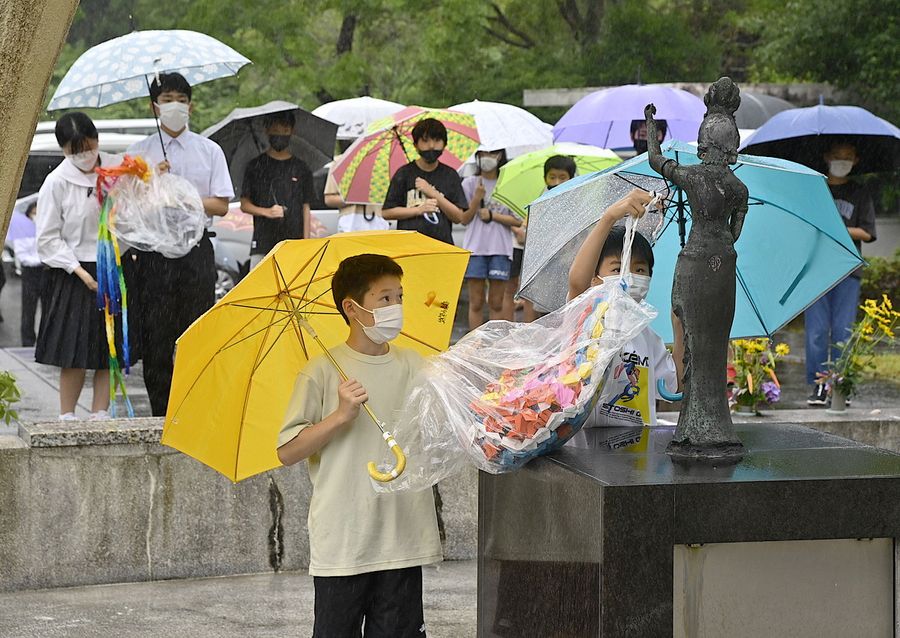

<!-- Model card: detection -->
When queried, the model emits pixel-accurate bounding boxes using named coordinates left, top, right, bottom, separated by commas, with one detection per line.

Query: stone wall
left=0, top=1, right=79, bottom=238
left=0, top=418, right=477, bottom=592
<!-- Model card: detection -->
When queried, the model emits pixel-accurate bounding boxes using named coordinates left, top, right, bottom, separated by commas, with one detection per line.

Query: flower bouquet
left=819, top=295, right=899, bottom=411
left=729, top=338, right=790, bottom=414
left=372, top=279, right=655, bottom=492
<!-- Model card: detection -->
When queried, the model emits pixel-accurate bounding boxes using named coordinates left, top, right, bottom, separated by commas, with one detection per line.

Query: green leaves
left=0, top=371, right=21, bottom=426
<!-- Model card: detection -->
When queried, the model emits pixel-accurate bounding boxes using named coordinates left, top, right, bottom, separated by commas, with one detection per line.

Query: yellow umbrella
left=161, top=231, right=470, bottom=482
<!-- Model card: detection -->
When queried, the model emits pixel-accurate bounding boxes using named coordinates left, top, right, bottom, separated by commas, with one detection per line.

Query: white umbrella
left=450, top=100, right=553, bottom=176
left=312, top=96, right=405, bottom=141
left=48, top=30, right=251, bottom=110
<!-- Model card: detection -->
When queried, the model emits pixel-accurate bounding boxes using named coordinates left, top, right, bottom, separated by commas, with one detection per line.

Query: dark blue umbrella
left=739, top=105, right=900, bottom=174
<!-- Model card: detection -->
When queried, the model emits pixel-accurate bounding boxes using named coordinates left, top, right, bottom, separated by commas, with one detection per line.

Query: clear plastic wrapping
left=374, top=280, right=656, bottom=492
left=110, top=167, right=206, bottom=258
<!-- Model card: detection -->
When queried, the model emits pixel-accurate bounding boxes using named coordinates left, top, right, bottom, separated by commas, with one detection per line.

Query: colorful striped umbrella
left=331, top=106, right=480, bottom=205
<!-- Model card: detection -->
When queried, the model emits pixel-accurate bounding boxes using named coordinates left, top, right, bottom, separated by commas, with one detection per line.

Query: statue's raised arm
left=645, top=103, right=685, bottom=187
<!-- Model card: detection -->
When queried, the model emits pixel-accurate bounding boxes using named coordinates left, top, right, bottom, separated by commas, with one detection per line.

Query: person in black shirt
left=805, top=140, right=877, bottom=406
left=241, top=111, right=314, bottom=267
left=381, top=118, right=467, bottom=245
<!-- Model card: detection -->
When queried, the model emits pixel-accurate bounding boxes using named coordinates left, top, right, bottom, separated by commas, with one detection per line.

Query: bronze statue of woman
left=645, top=77, right=748, bottom=461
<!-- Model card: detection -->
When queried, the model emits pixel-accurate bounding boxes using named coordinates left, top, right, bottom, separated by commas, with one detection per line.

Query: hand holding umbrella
left=294, top=316, right=406, bottom=482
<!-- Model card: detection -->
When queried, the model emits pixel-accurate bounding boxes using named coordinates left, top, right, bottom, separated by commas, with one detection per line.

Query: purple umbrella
left=739, top=105, right=900, bottom=174
left=552, top=84, right=706, bottom=149
left=6, top=194, right=38, bottom=242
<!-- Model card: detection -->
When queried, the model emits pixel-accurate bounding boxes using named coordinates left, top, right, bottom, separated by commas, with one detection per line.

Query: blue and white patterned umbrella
left=48, top=30, right=251, bottom=111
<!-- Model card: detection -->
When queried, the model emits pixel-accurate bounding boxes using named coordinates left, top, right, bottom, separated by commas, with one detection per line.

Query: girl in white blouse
left=35, top=112, right=126, bottom=421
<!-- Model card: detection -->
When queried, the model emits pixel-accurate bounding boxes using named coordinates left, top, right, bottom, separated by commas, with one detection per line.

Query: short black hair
left=264, top=111, right=296, bottom=130
left=332, top=254, right=404, bottom=324
left=54, top=112, right=98, bottom=154
left=411, top=118, right=447, bottom=145
left=544, top=155, right=577, bottom=178
left=630, top=118, right=668, bottom=137
left=598, top=226, right=654, bottom=275
left=149, top=72, right=192, bottom=103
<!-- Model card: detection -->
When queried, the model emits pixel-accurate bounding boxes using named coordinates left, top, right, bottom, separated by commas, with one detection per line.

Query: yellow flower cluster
left=861, top=296, right=899, bottom=340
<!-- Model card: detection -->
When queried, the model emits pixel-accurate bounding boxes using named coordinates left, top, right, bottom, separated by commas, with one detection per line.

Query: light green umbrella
left=493, top=143, right=622, bottom=218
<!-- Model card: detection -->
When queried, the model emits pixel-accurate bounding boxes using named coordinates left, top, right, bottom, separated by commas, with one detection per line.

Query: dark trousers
left=20, top=266, right=45, bottom=346
left=313, top=566, right=425, bottom=638
left=127, top=235, right=215, bottom=416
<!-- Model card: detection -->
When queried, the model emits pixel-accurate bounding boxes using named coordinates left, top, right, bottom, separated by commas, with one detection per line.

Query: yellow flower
left=775, top=343, right=790, bottom=357
left=880, top=324, right=896, bottom=339
left=883, top=294, right=893, bottom=311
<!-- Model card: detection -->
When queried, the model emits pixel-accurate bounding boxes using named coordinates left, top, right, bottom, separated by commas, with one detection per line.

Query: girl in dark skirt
left=34, top=112, right=130, bottom=420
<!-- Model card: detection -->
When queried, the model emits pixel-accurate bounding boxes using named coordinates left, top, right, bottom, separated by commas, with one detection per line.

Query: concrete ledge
left=0, top=418, right=477, bottom=592
left=661, top=408, right=900, bottom=453
left=18, top=417, right=163, bottom=447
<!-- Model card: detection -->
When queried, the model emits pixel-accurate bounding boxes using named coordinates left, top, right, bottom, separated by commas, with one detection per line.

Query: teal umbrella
left=520, top=140, right=864, bottom=343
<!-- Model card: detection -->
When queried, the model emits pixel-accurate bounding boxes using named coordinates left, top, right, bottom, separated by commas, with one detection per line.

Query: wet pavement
left=0, top=561, right=477, bottom=638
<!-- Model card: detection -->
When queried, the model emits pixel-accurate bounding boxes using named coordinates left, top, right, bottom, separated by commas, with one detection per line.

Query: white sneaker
left=58, top=412, right=78, bottom=421
left=89, top=410, right=111, bottom=421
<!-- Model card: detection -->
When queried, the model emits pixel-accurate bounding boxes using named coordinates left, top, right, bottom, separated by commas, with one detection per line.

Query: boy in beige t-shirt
left=277, top=253, right=441, bottom=637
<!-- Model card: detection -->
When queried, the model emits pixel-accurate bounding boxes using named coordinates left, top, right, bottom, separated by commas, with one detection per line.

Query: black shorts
left=313, top=566, right=425, bottom=638
left=510, top=247, right=524, bottom=279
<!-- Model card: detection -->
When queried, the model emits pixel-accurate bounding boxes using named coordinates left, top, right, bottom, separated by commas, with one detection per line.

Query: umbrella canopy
left=450, top=100, right=552, bottom=159
left=201, top=101, right=338, bottom=197
left=161, top=230, right=470, bottom=482
left=552, top=85, right=706, bottom=149
left=740, top=105, right=900, bottom=174
left=520, top=141, right=864, bottom=343
left=330, top=106, right=480, bottom=205
left=312, top=96, right=406, bottom=141
left=6, top=194, right=38, bottom=242
left=492, top=144, right=622, bottom=218
left=48, top=30, right=251, bottom=110
left=734, top=91, right=796, bottom=129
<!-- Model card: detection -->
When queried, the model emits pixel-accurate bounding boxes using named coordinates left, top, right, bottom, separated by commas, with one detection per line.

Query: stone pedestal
left=477, top=423, right=900, bottom=637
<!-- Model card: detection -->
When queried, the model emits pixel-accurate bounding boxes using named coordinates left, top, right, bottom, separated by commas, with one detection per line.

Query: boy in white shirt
left=568, top=189, right=684, bottom=429
left=277, top=254, right=441, bottom=637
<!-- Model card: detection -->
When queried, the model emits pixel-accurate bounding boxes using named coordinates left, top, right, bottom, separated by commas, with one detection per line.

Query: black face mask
left=546, top=183, right=558, bottom=190
left=269, top=135, right=291, bottom=152
left=633, top=139, right=648, bottom=155
left=419, top=149, right=443, bottom=164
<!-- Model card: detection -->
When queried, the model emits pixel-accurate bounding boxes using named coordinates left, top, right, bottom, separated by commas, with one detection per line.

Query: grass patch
left=866, top=354, right=900, bottom=385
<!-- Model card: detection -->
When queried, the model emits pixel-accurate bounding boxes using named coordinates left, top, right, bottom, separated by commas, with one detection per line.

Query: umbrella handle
left=367, top=430, right=406, bottom=482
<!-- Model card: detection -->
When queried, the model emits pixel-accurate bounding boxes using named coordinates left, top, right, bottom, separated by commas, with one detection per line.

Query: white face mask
left=156, top=101, right=190, bottom=132
left=626, top=274, right=651, bottom=302
left=478, top=156, right=499, bottom=172
left=828, top=159, right=854, bottom=178
left=68, top=148, right=99, bottom=172
left=352, top=301, right=403, bottom=344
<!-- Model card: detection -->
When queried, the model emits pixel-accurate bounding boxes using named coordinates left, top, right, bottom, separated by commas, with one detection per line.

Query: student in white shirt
left=13, top=201, right=44, bottom=346
left=34, top=112, right=127, bottom=421
left=568, top=189, right=685, bottom=429
left=125, top=73, right=234, bottom=416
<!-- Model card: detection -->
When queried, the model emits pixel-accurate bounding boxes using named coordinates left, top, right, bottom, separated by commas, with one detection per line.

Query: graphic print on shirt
left=835, top=199, right=854, bottom=221
left=599, top=350, right=652, bottom=426
left=406, top=188, right=441, bottom=226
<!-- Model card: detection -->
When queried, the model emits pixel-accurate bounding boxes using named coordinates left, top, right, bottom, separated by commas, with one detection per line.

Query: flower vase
left=735, top=403, right=761, bottom=416
left=827, top=386, right=848, bottom=414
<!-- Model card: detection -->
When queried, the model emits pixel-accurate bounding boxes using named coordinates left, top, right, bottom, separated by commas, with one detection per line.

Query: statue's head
left=697, top=77, right=741, bottom=166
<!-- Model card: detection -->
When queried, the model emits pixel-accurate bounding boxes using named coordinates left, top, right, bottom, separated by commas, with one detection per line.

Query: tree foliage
left=43, top=0, right=899, bottom=133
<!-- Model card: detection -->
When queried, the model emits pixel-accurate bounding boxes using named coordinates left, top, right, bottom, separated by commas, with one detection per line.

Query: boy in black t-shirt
left=240, top=111, right=314, bottom=267
left=381, top=118, right=468, bottom=245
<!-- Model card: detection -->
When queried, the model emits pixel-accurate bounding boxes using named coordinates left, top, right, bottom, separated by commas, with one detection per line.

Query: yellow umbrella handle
left=368, top=430, right=406, bottom=482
